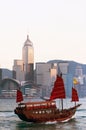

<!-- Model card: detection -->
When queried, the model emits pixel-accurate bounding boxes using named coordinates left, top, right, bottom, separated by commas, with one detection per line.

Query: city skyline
left=0, top=0, right=86, bottom=70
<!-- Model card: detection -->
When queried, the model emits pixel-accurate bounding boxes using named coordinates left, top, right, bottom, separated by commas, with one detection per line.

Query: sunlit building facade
left=13, top=35, right=34, bottom=82
left=35, top=62, right=57, bottom=97
left=22, top=35, right=34, bottom=81
left=13, top=60, right=24, bottom=81
left=35, top=62, right=73, bottom=98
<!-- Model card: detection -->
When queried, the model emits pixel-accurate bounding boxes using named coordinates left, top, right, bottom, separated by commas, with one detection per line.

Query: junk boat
left=14, top=74, right=81, bottom=123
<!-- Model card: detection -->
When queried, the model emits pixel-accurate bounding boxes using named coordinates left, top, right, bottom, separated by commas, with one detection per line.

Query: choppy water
left=0, top=98, right=86, bottom=130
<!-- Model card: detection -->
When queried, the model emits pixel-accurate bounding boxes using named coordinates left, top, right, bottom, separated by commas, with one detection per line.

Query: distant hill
left=47, top=60, right=86, bottom=76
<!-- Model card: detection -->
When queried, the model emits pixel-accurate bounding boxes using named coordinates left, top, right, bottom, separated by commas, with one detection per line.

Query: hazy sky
left=0, top=0, right=86, bottom=70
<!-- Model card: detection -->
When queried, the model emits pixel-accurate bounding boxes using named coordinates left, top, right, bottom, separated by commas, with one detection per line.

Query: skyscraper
left=22, top=35, right=34, bottom=81
left=13, top=35, right=34, bottom=82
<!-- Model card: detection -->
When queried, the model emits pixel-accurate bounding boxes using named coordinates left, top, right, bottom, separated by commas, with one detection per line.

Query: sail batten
left=16, top=89, right=23, bottom=103
left=71, top=87, right=79, bottom=102
left=50, top=75, right=66, bottom=100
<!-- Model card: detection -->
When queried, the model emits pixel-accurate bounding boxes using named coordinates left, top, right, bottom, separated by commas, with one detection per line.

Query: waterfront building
left=58, top=62, right=73, bottom=97
left=35, top=62, right=57, bottom=97
left=75, top=65, right=83, bottom=76
left=35, top=62, right=72, bottom=98
left=13, top=60, right=24, bottom=81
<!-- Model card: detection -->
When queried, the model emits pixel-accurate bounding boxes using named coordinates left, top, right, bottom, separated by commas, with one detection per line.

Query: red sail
left=71, top=87, right=79, bottom=102
left=16, top=89, right=23, bottom=103
left=50, top=75, right=66, bottom=100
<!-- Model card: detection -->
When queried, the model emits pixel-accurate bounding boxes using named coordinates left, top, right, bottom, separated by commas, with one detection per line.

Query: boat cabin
left=18, top=100, right=56, bottom=110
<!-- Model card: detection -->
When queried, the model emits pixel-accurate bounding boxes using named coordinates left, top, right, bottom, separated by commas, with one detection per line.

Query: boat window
left=39, top=111, right=41, bottom=114
left=19, top=104, right=25, bottom=107
left=36, top=111, right=38, bottom=114
left=46, top=110, right=51, bottom=114
left=34, top=104, right=40, bottom=107
left=26, top=104, right=33, bottom=107
left=42, top=111, right=45, bottom=113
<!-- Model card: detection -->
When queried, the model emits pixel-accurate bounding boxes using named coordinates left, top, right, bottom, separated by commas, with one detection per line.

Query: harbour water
left=0, top=98, right=86, bottom=130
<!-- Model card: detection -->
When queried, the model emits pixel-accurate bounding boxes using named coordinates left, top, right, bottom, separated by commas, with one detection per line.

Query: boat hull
left=14, top=104, right=81, bottom=123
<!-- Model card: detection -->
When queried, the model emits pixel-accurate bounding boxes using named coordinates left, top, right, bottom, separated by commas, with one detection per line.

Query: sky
left=0, top=0, right=86, bottom=70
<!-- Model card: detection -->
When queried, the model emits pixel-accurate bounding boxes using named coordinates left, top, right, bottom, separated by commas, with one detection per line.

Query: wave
left=0, top=111, right=15, bottom=117
left=0, top=110, right=13, bottom=112
left=77, top=109, right=86, bottom=112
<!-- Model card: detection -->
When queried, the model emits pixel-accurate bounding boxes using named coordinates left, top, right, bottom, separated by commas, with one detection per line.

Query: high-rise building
left=36, top=62, right=57, bottom=97
left=75, top=65, right=83, bottom=76
left=22, top=35, right=34, bottom=81
left=13, top=60, right=24, bottom=81
left=13, top=35, right=34, bottom=82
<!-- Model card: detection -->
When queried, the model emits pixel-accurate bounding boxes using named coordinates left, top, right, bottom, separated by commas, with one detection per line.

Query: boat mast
left=60, top=73, right=64, bottom=110
left=75, top=101, right=76, bottom=106
left=61, top=99, right=63, bottom=110
left=74, top=82, right=76, bottom=107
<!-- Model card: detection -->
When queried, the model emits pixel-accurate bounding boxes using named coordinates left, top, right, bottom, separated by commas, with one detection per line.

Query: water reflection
left=16, top=121, right=56, bottom=130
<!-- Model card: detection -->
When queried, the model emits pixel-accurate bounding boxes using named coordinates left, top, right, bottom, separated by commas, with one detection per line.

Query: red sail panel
left=71, top=87, right=79, bottom=102
left=50, top=75, right=66, bottom=100
left=16, top=89, right=23, bottom=103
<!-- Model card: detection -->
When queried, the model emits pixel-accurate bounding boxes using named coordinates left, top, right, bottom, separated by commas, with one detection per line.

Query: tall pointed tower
left=22, top=35, right=34, bottom=81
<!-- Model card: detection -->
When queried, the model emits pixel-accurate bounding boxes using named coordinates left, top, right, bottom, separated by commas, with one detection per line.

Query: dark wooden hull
left=14, top=104, right=81, bottom=123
